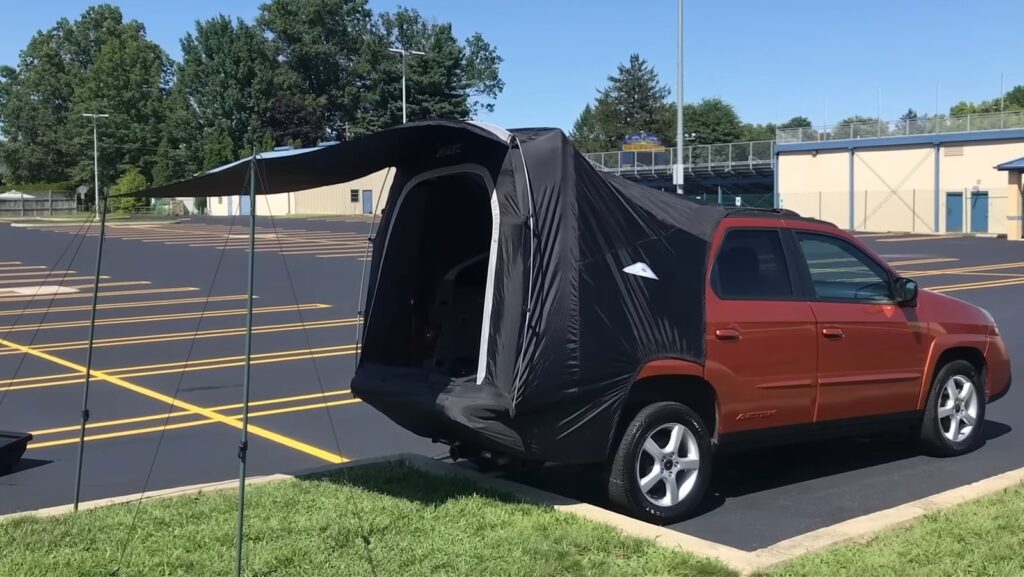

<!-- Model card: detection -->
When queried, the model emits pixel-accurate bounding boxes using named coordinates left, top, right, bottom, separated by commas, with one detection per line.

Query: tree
left=259, top=0, right=373, bottom=137
left=202, top=121, right=236, bottom=171
left=570, top=104, right=606, bottom=153
left=351, top=7, right=504, bottom=133
left=684, top=98, right=743, bottom=144
left=108, top=166, right=148, bottom=212
left=592, top=54, right=672, bottom=147
left=268, top=93, right=324, bottom=147
left=177, top=15, right=279, bottom=159
left=0, top=5, right=170, bottom=187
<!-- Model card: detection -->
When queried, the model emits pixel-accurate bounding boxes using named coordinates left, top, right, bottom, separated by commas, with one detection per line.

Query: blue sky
left=3, top=0, right=1022, bottom=134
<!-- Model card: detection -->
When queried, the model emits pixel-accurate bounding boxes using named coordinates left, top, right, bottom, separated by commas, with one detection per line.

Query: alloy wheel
left=937, top=374, right=979, bottom=443
left=635, top=422, right=700, bottom=507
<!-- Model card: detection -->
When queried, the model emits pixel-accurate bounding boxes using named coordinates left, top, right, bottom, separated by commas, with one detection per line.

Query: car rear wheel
left=921, top=359, right=986, bottom=457
left=608, top=402, right=711, bottom=524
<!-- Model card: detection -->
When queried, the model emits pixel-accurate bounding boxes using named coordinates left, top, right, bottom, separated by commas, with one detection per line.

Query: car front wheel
left=921, top=359, right=986, bottom=457
left=608, top=402, right=712, bottom=524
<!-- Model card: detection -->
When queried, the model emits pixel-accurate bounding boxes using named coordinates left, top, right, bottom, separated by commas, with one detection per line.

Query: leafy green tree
left=259, top=0, right=373, bottom=137
left=0, top=5, right=170, bottom=187
left=741, top=123, right=776, bottom=141
left=683, top=98, right=743, bottom=144
left=352, top=7, right=504, bottom=133
left=593, top=54, right=672, bottom=147
left=108, top=166, right=148, bottom=212
left=177, top=15, right=279, bottom=158
left=269, top=93, right=325, bottom=147
left=202, top=121, right=236, bottom=170
left=570, top=104, right=606, bottom=153
left=779, top=116, right=812, bottom=129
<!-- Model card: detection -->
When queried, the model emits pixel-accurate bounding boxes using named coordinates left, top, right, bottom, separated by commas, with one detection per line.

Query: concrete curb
left=5, top=454, right=1023, bottom=576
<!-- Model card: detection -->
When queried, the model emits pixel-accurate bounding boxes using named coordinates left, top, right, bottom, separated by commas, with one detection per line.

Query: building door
left=361, top=190, right=373, bottom=214
left=970, top=191, right=989, bottom=233
left=238, top=194, right=251, bottom=216
left=946, top=192, right=964, bottom=232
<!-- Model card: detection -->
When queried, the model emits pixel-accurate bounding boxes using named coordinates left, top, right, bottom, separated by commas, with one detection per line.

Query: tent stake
left=73, top=192, right=107, bottom=512
left=234, top=155, right=258, bottom=577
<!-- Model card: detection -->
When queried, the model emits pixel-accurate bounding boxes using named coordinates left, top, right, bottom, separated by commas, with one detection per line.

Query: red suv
left=606, top=214, right=1012, bottom=522
left=348, top=123, right=1011, bottom=525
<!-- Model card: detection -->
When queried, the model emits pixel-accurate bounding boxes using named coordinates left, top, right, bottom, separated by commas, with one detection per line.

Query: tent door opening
left=368, top=166, right=497, bottom=381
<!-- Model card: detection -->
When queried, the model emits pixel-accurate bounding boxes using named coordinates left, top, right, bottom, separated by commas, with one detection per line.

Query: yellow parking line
left=0, top=275, right=108, bottom=285
left=886, top=257, right=957, bottom=267
left=0, top=344, right=359, bottom=391
left=0, top=266, right=49, bottom=273
left=0, top=286, right=197, bottom=304
left=29, top=398, right=362, bottom=449
left=878, top=235, right=961, bottom=243
left=930, top=276, right=1024, bottom=293
left=32, top=388, right=354, bottom=435
left=0, top=303, right=330, bottom=333
left=0, top=270, right=73, bottom=278
left=0, top=294, right=251, bottom=317
left=901, top=261, right=1024, bottom=278
left=0, top=337, right=346, bottom=463
left=0, top=317, right=359, bottom=356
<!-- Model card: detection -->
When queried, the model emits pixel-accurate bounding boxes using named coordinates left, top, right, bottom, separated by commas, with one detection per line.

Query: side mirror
left=893, top=277, right=918, bottom=307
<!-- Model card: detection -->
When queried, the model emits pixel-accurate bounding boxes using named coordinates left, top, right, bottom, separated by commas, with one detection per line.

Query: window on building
left=712, top=229, right=794, bottom=299
left=350, top=189, right=360, bottom=203
left=217, top=197, right=223, bottom=205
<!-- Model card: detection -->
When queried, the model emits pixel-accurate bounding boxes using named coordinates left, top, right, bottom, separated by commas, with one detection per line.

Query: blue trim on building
left=933, top=144, right=941, bottom=232
left=848, top=149, right=855, bottom=230
left=995, top=156, right=1024, bottom=171
left=777, top=129, right=1024, bottom=154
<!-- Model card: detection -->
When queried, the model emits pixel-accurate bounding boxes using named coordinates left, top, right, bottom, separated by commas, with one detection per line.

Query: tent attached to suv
left=136, top=120, right=726, bottom=465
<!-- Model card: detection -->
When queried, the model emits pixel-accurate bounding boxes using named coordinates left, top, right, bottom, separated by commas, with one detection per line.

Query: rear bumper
left=987, top=336, right=1013, bottom=403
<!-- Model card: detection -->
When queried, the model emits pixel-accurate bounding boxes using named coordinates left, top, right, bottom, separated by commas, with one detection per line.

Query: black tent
left=136, top=120, right=727, bottom=464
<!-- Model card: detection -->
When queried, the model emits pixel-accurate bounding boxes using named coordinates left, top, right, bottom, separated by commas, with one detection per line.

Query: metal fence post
left=20, top=196, right=24, bottom=217
left=48, top=191, right=53, bottom=216
left=967, top=115, right=971, bottom=132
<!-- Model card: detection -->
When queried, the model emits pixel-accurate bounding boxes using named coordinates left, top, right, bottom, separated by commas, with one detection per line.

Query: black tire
left=921, top=359, right=986, bottom=457
left=608, top=402, right=712, bottom=524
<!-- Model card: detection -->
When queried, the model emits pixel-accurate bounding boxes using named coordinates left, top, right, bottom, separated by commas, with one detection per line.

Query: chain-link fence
left=777, top=111, right=1024, bottom=143
left=585, top=140, right=775, bottom=175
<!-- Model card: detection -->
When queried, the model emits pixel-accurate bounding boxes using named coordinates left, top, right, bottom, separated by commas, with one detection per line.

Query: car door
left=791, top=230, right=928, bottom=423
left=706, top=225, right=818, bottom=434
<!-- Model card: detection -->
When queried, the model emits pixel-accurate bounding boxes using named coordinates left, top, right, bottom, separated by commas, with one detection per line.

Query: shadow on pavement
left=498, top=419, right=1013, bottom=518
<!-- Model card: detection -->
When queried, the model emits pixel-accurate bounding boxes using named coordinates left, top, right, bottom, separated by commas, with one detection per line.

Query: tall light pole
left=673, top=0, right=685, bottom=194
left=82, top=113, right=110, bottom=217
left=388, top=48, right=426, bottom=124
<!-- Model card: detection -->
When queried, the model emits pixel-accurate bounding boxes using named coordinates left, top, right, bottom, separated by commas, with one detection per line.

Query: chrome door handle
left=822, top=327, right=845, bottom=339
left=715, top=328, right=741, bottom=341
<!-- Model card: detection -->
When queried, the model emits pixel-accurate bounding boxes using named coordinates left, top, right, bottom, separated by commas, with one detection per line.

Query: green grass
left=759, top=483, right=1024, bottom=577
left=0, top=464, right=734, bottom=577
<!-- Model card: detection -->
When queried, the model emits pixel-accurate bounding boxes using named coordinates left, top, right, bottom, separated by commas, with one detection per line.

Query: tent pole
left=73, top=191, right=107, bottom=512
left=234, top=155, right=257, bottom=577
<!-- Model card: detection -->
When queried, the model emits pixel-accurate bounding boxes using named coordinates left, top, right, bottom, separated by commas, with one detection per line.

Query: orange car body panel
left=643, top=215, right=1011, bottom=438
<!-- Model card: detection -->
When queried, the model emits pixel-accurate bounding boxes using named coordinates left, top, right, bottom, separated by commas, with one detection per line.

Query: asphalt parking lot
left=0, top=220, right=1021, bottom=553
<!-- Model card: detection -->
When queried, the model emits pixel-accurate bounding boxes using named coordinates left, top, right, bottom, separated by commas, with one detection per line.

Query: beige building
left=204, top=169, right=394, bottom=217
left=777, top=131, right=1024, bottom=238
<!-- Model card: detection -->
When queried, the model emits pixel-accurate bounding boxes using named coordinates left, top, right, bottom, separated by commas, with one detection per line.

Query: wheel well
left=620, top=375, right=718, bottom=441
left=935, top=346, right=986, bottom=379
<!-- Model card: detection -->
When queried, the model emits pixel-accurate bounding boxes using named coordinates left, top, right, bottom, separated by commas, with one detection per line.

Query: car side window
left=712, top=229, right=794, bottom=299
left=796, top=233, right=892, bottom=303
